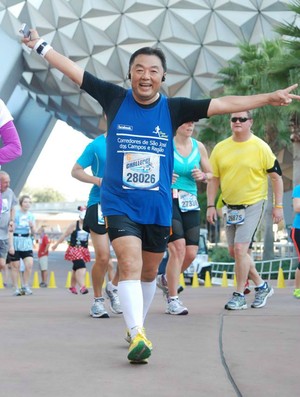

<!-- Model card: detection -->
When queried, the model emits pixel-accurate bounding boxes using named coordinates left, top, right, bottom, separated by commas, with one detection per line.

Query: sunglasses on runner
left=230, top=117, right=250, bottom=123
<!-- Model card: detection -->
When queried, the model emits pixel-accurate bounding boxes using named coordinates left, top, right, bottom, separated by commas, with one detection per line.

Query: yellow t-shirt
left=209, top=134, right=276, bottom=205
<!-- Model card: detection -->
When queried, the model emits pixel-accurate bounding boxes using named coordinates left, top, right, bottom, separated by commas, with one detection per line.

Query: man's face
left=0, top=175, right=10, bottom=193
left=130, top=54, right=165, bottom=104
left=230, top=112, right=252, bottom=133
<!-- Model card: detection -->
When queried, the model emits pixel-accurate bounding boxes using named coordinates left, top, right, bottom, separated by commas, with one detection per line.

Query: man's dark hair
left=128, top=47, right=167, bottom=75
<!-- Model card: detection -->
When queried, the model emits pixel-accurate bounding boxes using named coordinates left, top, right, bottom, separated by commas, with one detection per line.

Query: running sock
left=256, top=281, right=267, bottom=289
left=118, top=280, right=143, bottom=337
left=141, top=280, right=156, bottom=322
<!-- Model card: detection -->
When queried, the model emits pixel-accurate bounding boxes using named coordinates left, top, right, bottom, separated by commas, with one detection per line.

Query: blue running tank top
left=172, top=138, right=200, bottom=196
left=101, top=90, right=174, bottom=226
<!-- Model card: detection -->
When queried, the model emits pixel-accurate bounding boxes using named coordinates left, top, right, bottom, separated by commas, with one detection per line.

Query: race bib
left=178, top=191, right=200, bottom=212
left=226, top=208, right=245, bottom=225
left=97, top=204, right=105, bottom=225
left=122, top=152, right=160, bottom=190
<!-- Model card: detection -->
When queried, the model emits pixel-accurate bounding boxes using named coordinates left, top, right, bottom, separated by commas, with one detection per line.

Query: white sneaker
left=90, top=298, right=109, bottom=318
left=13, top=288, right=22, bottom=296
left=105, top=285, right=123, bottom=314
left=165, top=298, right=188, bottom=315
left=23, top=286, right=33, bottom=295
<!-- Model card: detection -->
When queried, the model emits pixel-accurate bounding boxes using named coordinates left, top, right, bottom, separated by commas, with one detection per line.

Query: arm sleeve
left=0, top=121, right=22, bottom=164
left=168, top=97, right=211, bottom=133
left=81, top=72, right=126, bottom=111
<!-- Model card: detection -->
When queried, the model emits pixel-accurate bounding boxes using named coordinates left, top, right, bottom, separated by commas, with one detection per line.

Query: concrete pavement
left=0, top=255, right=299, bottom=397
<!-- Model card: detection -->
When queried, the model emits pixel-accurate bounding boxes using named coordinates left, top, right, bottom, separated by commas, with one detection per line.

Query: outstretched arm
left=22, top=29, right=84, bottom=86
left=207, top=84, right=300, bottom=117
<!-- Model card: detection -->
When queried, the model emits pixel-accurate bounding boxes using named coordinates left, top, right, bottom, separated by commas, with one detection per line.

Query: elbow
left=16, top=144, right=22, bottom=158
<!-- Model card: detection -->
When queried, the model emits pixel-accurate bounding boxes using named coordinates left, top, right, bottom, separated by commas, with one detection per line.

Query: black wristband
left=207, top=205, right=215, bottom=208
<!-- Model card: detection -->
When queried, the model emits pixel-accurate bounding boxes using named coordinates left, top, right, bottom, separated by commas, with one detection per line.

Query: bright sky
left=25, top=120, right=93, bottom=202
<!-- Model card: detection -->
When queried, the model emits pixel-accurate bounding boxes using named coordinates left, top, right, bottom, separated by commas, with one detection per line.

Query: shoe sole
left=130, top=359, right=148, bottom=365
left=128, top=341, right=151, bottom=363
left=251, top=288, right=274, bottom=308
left=165, top=309, right=188, bottom=315
left=90, top=312, right=110, bottom=318
left=225, top=304, right=247, bottom=310
left=109, top=304, right=123, bottom=315
left=80, top=290, right=89, bottom=294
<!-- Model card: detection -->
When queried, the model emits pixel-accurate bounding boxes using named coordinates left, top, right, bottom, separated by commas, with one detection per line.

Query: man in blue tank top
left=23, top=29, right=300, bottom=364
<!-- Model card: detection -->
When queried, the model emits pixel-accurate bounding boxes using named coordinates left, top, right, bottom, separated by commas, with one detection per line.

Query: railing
left=211, top=256, right=298, bottom=285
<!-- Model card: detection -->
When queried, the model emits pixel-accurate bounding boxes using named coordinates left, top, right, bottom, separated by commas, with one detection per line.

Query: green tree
left=21, top=186, right=66, bottom=202
left=276, top=0, right=300, bottom=186
left=203, top=40, right=291, bottom=259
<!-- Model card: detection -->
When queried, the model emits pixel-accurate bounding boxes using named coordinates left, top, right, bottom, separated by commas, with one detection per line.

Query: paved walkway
left=0, top=255, right=299, bottom=397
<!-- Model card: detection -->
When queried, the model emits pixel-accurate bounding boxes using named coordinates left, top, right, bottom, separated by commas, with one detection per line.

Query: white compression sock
left=118, top=280, right=143, bottom=335
left=141, top=280, right=156, bottom=322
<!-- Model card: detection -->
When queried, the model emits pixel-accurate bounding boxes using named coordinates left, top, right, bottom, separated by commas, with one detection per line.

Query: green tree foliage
left=21, top=186, right=66, bottom=203
left=275, top=0, right=300, bottom=185
left=203, top=40, right=291, bottom=152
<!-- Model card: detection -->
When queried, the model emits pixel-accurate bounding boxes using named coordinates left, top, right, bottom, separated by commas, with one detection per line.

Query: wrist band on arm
left=207, top=205, right=215, bottom=208
left=33, top=38, right=53, bottom=58
left=275, top=205, right=283, bottom=209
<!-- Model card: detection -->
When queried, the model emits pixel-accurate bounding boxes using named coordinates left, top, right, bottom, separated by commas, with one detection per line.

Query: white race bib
left=178, top=191, right=200, bottom=212
left=122, top=152, right=160, bottom=190
left=226, top=208, right=245, bottom=225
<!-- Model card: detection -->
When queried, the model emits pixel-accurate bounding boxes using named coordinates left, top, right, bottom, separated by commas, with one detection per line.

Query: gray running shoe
left=156, top=274, right=169, bottom=296
left=23, top=286, right=33, bottom=295
left=105, top=285, right=123, bottom=314
left=251, top=283, right=274, bottom=308
left=166, top=298, right=188, bottom=315
left=225, top=292, right=247, bottom=310
left=13, top=288, right=22, bottom=296
left=90, top=298, right=109, bottom=318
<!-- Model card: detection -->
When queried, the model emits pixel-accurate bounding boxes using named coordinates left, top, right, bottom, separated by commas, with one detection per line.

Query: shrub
left=209, top=246, right=234, bottom=263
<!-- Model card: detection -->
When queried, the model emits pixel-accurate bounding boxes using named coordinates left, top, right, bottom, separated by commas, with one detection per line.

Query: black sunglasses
left=231, top=117, right=250, bottom=123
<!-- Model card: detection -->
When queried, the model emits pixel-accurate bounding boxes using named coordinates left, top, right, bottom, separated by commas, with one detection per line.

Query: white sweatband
left=34, top=38, right=53, bottom=58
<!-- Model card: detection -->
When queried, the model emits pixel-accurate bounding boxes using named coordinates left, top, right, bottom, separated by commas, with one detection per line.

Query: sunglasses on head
left=231, top=117, right=250, bottom=123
